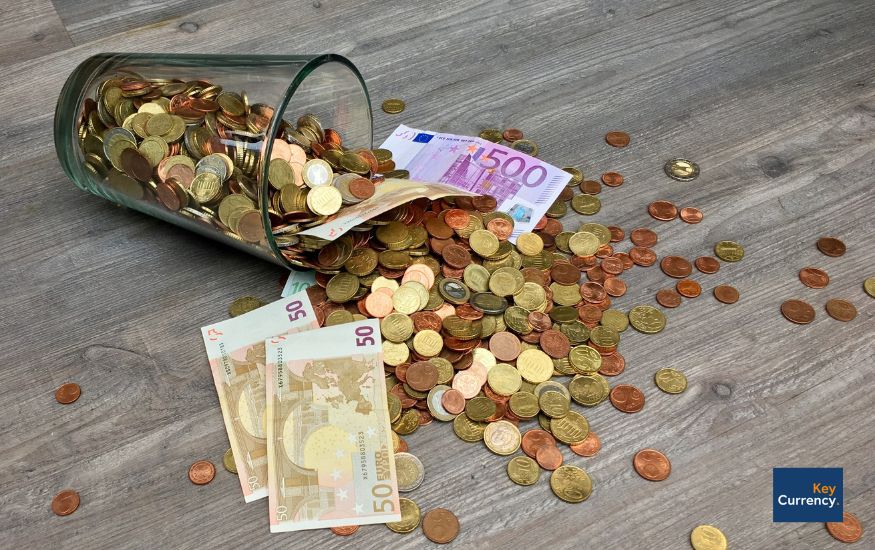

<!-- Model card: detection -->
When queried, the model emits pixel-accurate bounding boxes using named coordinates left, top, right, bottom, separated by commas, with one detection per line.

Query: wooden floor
left=1, top=0, right=873, bottom=548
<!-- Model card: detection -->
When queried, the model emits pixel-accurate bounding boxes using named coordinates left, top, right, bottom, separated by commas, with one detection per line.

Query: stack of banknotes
left=200, top=291, right=401, bottom=532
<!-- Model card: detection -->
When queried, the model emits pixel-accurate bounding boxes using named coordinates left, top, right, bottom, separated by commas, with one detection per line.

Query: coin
left=521, top=429, right=556, bottom=458
left=664, top=158, right=700, bottom=181
left=655, top=368, right=688, bottom=394
left=656, top=288, right=682, bottom=308
left=507, top=456, right=540, bottom=486
left=816, top=236, right=846, bottom=257
left=825, top=299, right=857, bottom=322
left=395, top=452, right=425, bottom=492
left=676, top=279, right=702, bottom=298
left=51, top=489, right=80, bottom=516
left=381, top=98, right=406, bottom=114
left=713, top=285, right=739, bottom=304
left=479, top=128, right=502, bottom=142
left=629, top=305, right=666, bottom=334
left=188, top=460, right=216, bottom=485
left=228, top=296, right=264, bottom=317
left=781, top=299, right=815, bottom=324
left=799, top=267, right=829, bottom=288
left=826, top=511, right=863, bottom=543
left=679, top=207, right=703, bottom=223
left=605, top=131, right=630, bottom=147
left=502, top=128, right=524, bottom=142
left=387, top=498, right=421, bottom=533
left=222, top=448, right=237, bottom=474
left=570, top=432, right=601, bottom=457
left=549, top=465, right=592, bottom=503
left=610, top=384, right=645, bottom=413
left=484, top=420, right=522, bottom=455
left=422, top=508, right=460, bottom=544
left=690, top=525, right=728, bottom=550
left=536, top=444, right=564, bottom=470
left=864, top=277, right=875, bottom=298
left=330, top=525, right=360, bottom=536
left=695, top=256, right=720, bottom=274
left=630, top=228, right=658, bottom=247
left=55, top=382, right=81, bottom=404
left=714, top=241, right=744, bottom=262
left=633, top=449, right=671, bottom=481
left=648, top=200, right=678, bottom=221
left=601, top=172, right=624, bottom=187
left=511, top=139, right=538, bottom=157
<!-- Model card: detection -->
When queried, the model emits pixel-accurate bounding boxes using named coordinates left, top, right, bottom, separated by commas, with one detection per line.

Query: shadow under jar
left=55, top=53, right=373, bottom=268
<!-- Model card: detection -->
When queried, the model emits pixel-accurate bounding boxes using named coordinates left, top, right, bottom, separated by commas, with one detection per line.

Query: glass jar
left=54, top=53, right=372, bottom=268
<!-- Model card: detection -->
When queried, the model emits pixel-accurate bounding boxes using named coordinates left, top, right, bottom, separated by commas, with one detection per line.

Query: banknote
left=200, top=291, right=319, bottom=502
left=265, top=319, right=400, bottom=532
left=380, top=124, right=572, bottom=240
left=281, top=269, right=316, bottom=297
left=297, top=177, right=479, bottom=241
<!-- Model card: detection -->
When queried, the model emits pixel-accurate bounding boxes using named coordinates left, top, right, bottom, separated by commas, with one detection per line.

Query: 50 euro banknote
left=265, top=318, right=400, bottom=532
left=200, top=291, right=319, bottom=502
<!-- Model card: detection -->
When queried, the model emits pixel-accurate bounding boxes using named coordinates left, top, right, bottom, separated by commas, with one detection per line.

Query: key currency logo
left=773, top=467, right=843, bottom=522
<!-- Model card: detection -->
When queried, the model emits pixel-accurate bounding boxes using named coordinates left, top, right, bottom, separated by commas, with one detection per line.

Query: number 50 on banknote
left=265, top=319, right=400, bottom=532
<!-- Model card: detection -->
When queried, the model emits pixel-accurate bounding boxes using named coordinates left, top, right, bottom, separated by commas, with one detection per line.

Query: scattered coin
left=605, top=131, right=630, bottom=147
left=654, top=367, right=687, bottom=394
left=478, top=128, right=503, bottom=142
left=387, top=498, right=421, bottom=533
left=610, top=384, right=645, bottom=413
left=228, top=296, right=264, bottom=317
left=422, top=508, right=460, bottom=544
left=648, top=200, right=678, bottom=221
left=826, top=511, right=863, bottom=543
left=222, top=448, right=237, bottom=474
left=864, top=277, right=875, bottom=298
left=601, top=172, right=624, bottom=187
left=51, top=489, right=80, bottom=516
left=330, top=525, right=360, bottom=536
left=656, top=288, right=682, bottom=308
left=816, top=236, right=846, bottom=257
left=502, top=128, right=523, bottom=142
left=676, top=279, right=702, bottom=298
left=825, top=299, right=857, bottom=322
left=695, top=256, right=720, bottom=274
left=780, top=299, right=815, bottom=324
left=569, top=432, right=601, bottom=457
left=799, top=267, right=829, bottom=288
left=188, top=460, right=216, bottom=485
left=381, top=98, right=406, bottom=114
left=690, top=524, right=728, bottom=550
left=679, top=207, right=703, bottom=224
left=664, top=158, right=700, bottom=181
left=510, top=139, right=538, bottom=157
left=549, top=465, right=593, bottom=503
left=714, top=241, right=744, bottom=262
left=633, top=449, right=671, bottom=481
left=507, top=456, right=540, bottom=486
left=713, top=285, right=739, bottom=304
left=55, top=383, right=81, bottom=404
left=395, top=452, right=425, bottom=492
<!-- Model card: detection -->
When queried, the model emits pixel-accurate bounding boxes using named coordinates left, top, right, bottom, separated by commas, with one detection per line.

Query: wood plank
left=0, top=0, right=72, bottom=64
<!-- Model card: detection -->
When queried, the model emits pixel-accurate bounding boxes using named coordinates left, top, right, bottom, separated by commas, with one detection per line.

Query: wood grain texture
left=1, top=0, right=873, bottom=548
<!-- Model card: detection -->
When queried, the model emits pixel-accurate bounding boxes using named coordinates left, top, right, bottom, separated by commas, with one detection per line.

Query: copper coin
left=424, top=217, right=454, bottom=239
left=580, top=282, right=607, bottom=303
left=580, top=180, right=601, bottom=194
left=418, top=409, right=434, bottom=426
left=348, top=177, right=375, bottom=200
left=780, top=299, right=815, bottom=324
left=441, top=244, right=472, bottom=268
left=629, top=246, right=657, bottom=267
left=521, top=429, right=556, bottom=458
left=51, top=489, right=80, bottom=516
left=551, top=263, right=581, bottom=285
left=441, top=389, right=466, bottom=414
left=120, top=147, right=153, bottom=182
left=486, top=217, right=514, bottom=240
left=826, top=511, right=863, bottom=543
left=55, top=383, right=81, bottom=404
left=535, top=444, right=564, bottom=471
left=540, top=329, right=571, bottom=359
left=397, top=437, right=408, bottom=452
left=695, top=256, right=720, bottom=274
left=364, top=292, right=393, bottom=318
left=443, top=208, right=470, bottom=230
left=679, top=207, right=703, bottom=224
left=603, top=277, right=627, bottom=297
left=456, top=303, right=484, bottom=320
left=330, top=525, right=360, bottom=536
left=610, top=384, right=645, bottom=413
left=605, top=131, right=631, bottom=147
left=656, top=288, right=682, bottom=308
left=647, top=200, right=678, bottom=221
left=633, top=449, right=671, bottom=481
left=188, top=460, right=216, bottom=485
left=599, top=352, right=625, bottom=376
left=660, top=256, right=693, bottom=278
left=570, top=432, right=601, bottom=457
left=713, top=285, right=739, bottom=304
left=411, top=311, right=442, bottom=332
left=676, top=279, right=702, bottom=298
left=608, top=226, right=625, bottom=242
left=502, top=128, right=523, bottom=142
left=629, top=228, right=657, bottom=247
left=816, top=236, right=846, bottom=257
left=527, top=311, right=553, bottom=331
left=422, top=508, right=460, bottom=544
left=471, top=195, right=497, bottom=212
left=799, top=267, right=829, bottom=289
left=489, top=331, right=522, bottom=361
left=406, top=361, right=439, bottom=391
left=601, top=172, right=624, bottom=187
left=825, top=299, right=857, bottom=322
left=601, top=256, right=624, bottom=275
left=578, top=304, right=603, bottom=326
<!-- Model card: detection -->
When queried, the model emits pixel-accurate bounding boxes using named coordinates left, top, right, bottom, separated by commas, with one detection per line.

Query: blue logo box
left=773, top=468, right=843, bottom=522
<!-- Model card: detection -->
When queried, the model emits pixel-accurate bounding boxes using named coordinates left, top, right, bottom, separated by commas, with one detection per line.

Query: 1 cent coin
left=826, top=511, right=863, bottom=543
left=656, top=288, right=682, bottom=308
left=781, top=299, right=815, bottom=324
left=422, top=508, right=460, bottom=544
left=330, top=525, right=360, bottom=536
left=825, top=299, right=857, bottom=322
left=188, top=460, right=216, bottom=485
left=648, top=200, right=678, bottom=221
left=799, top=267, right=829, bottom=288
left=570, top=432, right=601, bottom=457
left=51, top=489, right=80, bottom=516
left=55, top=383, right=81, bottom=404
left=633, top=449, right=671, bottom=481
left=610, top=384, right=645, bottom=413
left=695, top=256, right=720, bottom=274
left=679, top=207, right=703, bottom=224
left=605, top=131, right=630, bottom=147
left=713, top=285, right=739, bottom=304
left=816, top=236, right=846, bottom=257
left=536, top=444, right=564, bottom=471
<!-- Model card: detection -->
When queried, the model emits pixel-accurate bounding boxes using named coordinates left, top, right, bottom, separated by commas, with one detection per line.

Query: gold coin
left=664, top=158, right=700, bottom=181
left=516, top=232, right=544, bottom=256
left=387, top=393, right=402, bottom=423
left=386, top=497, right=420, bottom=533
left=690, top=525, right=728, bottom=550
left=562, top=166, right=583, bottom=185
left=382, top=341, right=410, bottom=366
left=381, top=312, right=414, bottom=343
left=488, top=267, right=525, bottom=297
left=550, top=410, right=589, bottom=445
left=453, top=413, right=487, bottom=442
left=507, top=456, right=540, bottom=486
left=568, top=345, right=602, bottom=374
left=487, top=363, right=523, bottom=396
left=222, top=448, right=237, bottom=474
left=517, top=349, right=554, bottom=383
left=654, top=368, right=687, bottom=394
left=578, top=223, right=611, bottom=245
left=228, top=296, right=264, bottom=317
left=549, top=465, right=593, bottom=503
left=479, top=128, right=503, bottom=142
left=306, top=185, right=342, bottom=215
left=571, top=194, right=601, bottom=215
left=470, top=229, right=500, bottom=257
left=381, top=98, right=406, bottom=114
left=465, top=396, right=497, bottom=422
left=268, top=158, right=297, bottom=189
left=483, top=420, right=521, bottom=455
left=393, top=285, right=422, bottom=314
left=413, top=329, right=443, bottom=357
left=326, top=272, right=359, bottom=303
left=392, top=409, right=420, bottom=436
left=568, top=231, right=599, bottom=256
left=714, top=241, right=744, bottom=262
left=569, top=374, right=610, bottom=406
left=629, top=305, right=666, bottom=334
left=589, top=325, right=620, bottom=348
left=600, top=309, right=629, bottom=332
left=864, top=277, right=875, bottom=298
left=539, top=390, right=570, bottom=418
left=508, top=391, right=539, bottom=418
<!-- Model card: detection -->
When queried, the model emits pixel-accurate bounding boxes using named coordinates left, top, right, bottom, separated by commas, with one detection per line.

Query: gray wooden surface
left=1, top=0, right=873, bottom=548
